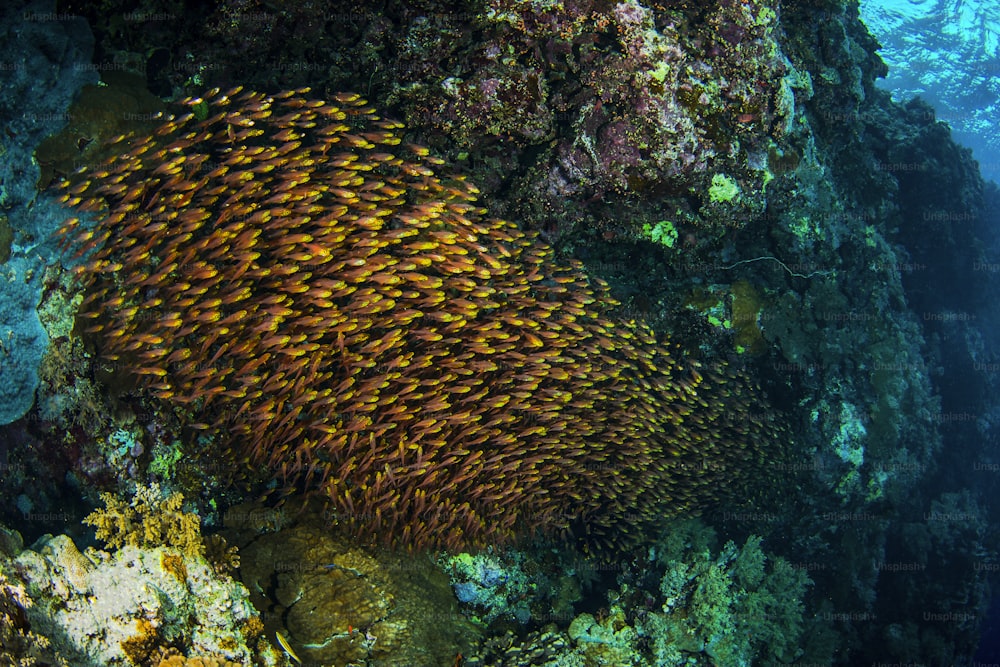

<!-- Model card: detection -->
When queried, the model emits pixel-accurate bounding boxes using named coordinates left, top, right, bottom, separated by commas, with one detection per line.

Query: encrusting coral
left=153, top=653, right=242, bottom=667
left=57, top=87, right=784, bottom=552
left=0, top=567, right=52, bottom=666
left=5, top=532, right=271, bottom=666
left=231, top=506, right=478, bottom=666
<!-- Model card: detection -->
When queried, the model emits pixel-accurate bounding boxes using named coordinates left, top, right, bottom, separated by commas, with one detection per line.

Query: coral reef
left=33, top=71, right=166, bottom=189
left=202, top=534, right=240, bottom=577
left=4, top=1, right=996, bottom=663
left=441, top=550, right=534, bottom=626
left=59, top=0, right=813, bottom=250
left=84, top=483, right=204, bottom=558
left=227, top=503, right=478, bottom=666
left=643, top=523, right=812, bottom=665
left=153, top=655, right=242, bottom=667
left=463, top=517, right=824, bottom=666
left=684, top=280, right=769, bottom=356
left=0, top=525, right=278, bottom=667
left=876, top=490, right=993, bottom=664
left=0, top=0, right=97, bottom=425
left=0, top=561, right=52, bottom=666
left=389, top=0, right=796, bottom=240
left=57, top=87, right=784, bottom=552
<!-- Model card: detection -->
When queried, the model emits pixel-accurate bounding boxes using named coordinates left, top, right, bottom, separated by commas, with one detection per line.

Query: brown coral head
left=57, top=86, right=783, bottom=552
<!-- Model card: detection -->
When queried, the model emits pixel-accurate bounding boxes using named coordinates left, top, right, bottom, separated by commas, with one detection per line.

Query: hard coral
left=120, top=617, right=159, bottom=666
left=235, top=511, right=476, bottom=665
left=9, top=534, right=265, bottom=666
left=58, top=88, right=783, bottom=552
left=154, top=654, right=242, bottom=667
left=0, top=566, right=51, bottom=666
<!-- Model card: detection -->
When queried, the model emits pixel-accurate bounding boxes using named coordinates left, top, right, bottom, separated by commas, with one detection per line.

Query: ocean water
left=860, top=0, right=1000, bottom=183
left=861, top=4, right=1000, bottom=662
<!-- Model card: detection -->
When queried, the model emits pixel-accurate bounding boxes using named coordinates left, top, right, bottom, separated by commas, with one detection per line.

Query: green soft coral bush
left=561, top=518, right=815, bottom=666
left=647, top=519, right=811, bottom=665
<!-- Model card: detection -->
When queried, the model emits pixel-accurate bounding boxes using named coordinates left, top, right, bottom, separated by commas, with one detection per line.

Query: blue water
left=860, top=0, right=1000, bottom=183
left=860, top=3, right=1000, bottom=660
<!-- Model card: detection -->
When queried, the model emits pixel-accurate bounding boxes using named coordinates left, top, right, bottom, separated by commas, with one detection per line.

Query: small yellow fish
left=275, top=630, right=302, bottom=665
